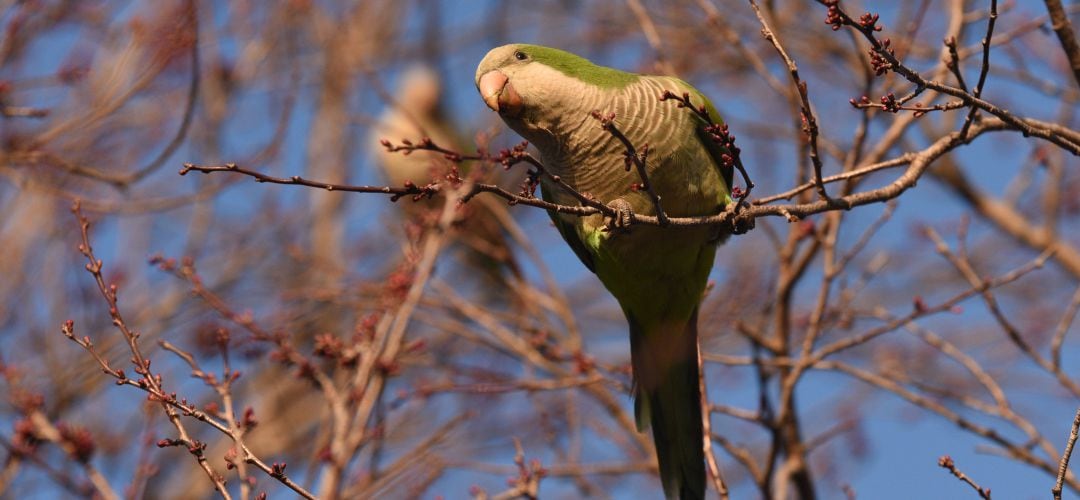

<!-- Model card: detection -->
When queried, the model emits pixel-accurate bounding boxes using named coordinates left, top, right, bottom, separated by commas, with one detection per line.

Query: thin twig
left=925, top=227, right=1080, bottom=397
left=1053, top=408, right=1080, bottom=500
left=591, top=110, right=670, bottom=225
left=749, top=0, right=837, bottom=205
left=1052, top=285, right=1080, bottom=370
left=659, top=90, right=755, bottom=213
left=698, top=344, right=729, bottom=500
left=66, top=203, right=317, bottom=500
left=938, top=455, right=992, bottom=499
left=819, top=0, right=1080, bottom=155
left=945, top=35, right=969, bottom=91
left=959, top=0, right=998, bottom=139
left=754, top=155, right=913, bottom=204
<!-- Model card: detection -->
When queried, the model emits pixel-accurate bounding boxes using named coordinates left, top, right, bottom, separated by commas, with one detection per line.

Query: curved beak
left=477, top=70, right=522, bottom=115
left=478, top=70, right=508, bottom=111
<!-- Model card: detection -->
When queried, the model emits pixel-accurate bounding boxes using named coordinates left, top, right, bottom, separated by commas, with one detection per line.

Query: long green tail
left=629, top=307, right=706, bottom=500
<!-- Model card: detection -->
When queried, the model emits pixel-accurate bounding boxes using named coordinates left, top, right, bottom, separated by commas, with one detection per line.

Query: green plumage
left=512, top=44, right=641, bottom=89
left=477, top=44, right=733, bottom=499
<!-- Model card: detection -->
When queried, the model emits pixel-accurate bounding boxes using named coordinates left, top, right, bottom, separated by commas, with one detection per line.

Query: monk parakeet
left=476, top=44, right=734, bottom=499
left=372, top=65, right=521, bottom=286
left=372, top=66, right=461, bottom=194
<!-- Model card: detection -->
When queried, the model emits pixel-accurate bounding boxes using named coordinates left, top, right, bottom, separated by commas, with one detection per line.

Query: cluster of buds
left=158, top=437, right=207, bottom=456
left=392, top=179, right=439, bottom=203
left=377, top=358, right=401, bottom=377
left=495, top=141, right=530, bottom=169
left=850, top=94, right=930, bottom=116
left=880, top=92, right=900, bottom=113
left=268, top=339, right=299, bottom=367
left=849, top=95, right=872, bottom=108
left=384, top=262, right=415, bottom=301
left=269, top=462, right=288, bottom=479
left=312, top=331, right=362, bottom=367
left=821, top=3, right=892, bottom=77
left=704, top=123, right=739, bottom=169
left=57, top=424, right=96, bottom=463
left=313, top=333, right=344, bottom=359
left=224, top=447, right=240, bottom=470
left=354, top=312, right=381, bottom=343
left=443, top=165, right=463, bottom=188
left=823, top=0, right=843, bottom=30
left=590, top=109, right=618, bottom=130
left=660, top=88, right=753, bottom=211
left=506, top=446, right=548, bottom=494
left=519, top=170, right=541, bottom=199
left=148, top=254, right=177, bottom=271
left=658, top=90, right=738, bottom=164
left=11, top=419, right=41, bottom=456
left=240, top=406, right=258, bottom=431
left=572, top=351, right=596, bottom=374
left=858, top=12, right=882, bottom=32
left=869, top=38, right=894, bottom=76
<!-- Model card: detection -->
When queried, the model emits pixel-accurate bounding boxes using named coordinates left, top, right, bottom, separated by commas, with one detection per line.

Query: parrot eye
left=514, top=51, right=528, bottom=61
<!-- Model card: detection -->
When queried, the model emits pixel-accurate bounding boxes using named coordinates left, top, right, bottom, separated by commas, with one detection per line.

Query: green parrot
left=475, top=44, right=733, bottom=499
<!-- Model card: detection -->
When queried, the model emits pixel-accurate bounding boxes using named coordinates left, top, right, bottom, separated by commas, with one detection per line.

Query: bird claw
left=732, top=201, right=755, bottom=235
left=603, top=198, right=634, bottom=233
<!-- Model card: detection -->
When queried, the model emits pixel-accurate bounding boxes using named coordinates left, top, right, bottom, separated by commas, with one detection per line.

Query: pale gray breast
left=543, top=77, right=705, bottom=212
left=612, top=77, right=695, bottom=158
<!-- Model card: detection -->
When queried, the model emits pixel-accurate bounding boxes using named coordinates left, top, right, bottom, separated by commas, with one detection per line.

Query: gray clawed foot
left=603, top=198, right=634, bottom=233
left=733, top=202, right=755, bottom=235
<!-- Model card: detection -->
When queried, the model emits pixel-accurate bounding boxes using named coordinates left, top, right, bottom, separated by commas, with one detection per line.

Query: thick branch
left=1044, top=0, right=1080, bottom=89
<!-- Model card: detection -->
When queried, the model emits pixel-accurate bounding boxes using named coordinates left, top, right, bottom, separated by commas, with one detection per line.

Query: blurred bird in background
left=371, top=65, right=523, bottom=292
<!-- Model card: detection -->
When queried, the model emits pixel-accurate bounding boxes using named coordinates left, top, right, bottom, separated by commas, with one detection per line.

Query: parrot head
left=475, top=44, right=639, bottom=138
left=399, top=65, right=443, bottom=116
left=475, top=44, right=530, bottom=118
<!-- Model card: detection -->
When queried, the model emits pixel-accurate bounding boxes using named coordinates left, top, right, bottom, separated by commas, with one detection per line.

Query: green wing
left=540, top=183, right=596, bottom=273
left=675, top=80, right=734, bottom=195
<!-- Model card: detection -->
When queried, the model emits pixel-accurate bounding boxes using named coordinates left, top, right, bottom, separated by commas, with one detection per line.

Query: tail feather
left=629, top=307, right=706, bottom=500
